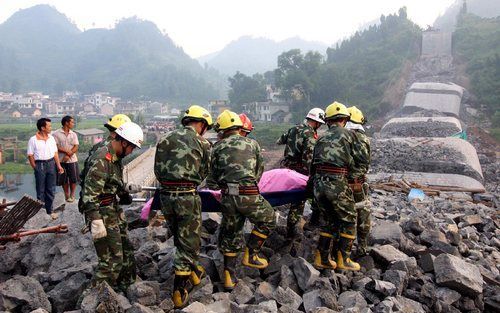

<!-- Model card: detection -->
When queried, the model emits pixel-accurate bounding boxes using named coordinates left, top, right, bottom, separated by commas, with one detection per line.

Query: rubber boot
left=190, top=264, right=205, bottom=287
left=336, top=233, right=361, bottom=271
left=172, top=271, right=190, bottom=309
left=223, top=252, right=238, bottom=291
left=313, top=232, right=337, bottom=270
left=242, top=230, right=269, bottom=269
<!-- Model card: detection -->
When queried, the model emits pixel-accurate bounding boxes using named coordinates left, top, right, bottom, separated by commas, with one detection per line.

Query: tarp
left=141, top=169, right=308, bottom=219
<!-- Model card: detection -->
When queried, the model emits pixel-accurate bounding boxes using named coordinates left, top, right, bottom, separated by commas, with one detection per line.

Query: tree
left=228, top=72, right=267, bottom=110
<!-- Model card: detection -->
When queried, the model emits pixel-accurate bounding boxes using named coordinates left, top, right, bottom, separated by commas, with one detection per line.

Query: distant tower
left=461, top=0, right=468, bottom=15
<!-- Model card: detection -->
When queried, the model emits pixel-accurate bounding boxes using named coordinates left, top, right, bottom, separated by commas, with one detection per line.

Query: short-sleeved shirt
left=27, top=133, right=58, bottom=161
left=52, top=128, right=79, bottom=163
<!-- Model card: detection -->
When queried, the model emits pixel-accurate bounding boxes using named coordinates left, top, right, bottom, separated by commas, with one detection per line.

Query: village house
left=75, top=128, right=105, bottom=145
left=242, top=101, right=292, bottom=123
left=207, top=100, right=230, bottom=118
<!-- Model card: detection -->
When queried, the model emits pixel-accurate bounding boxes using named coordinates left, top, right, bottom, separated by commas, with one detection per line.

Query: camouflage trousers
left=159, top=191, right=202, bottom=272
left=287, top=198, right=319, bottom=227
left=353, top=184, right=371, bottom=250
left=313, top=175, right=356, bottom=237
left=218, top=194, right=276, bottom=253
left=92, top=205, right=136, bottom=291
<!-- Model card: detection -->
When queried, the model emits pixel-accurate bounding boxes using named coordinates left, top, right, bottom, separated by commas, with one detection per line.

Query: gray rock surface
left=434, top=253, right=484, bottom=296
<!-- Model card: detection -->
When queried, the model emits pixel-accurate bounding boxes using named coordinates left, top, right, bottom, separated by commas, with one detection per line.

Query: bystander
left=27, top=118, right=65, bottom=219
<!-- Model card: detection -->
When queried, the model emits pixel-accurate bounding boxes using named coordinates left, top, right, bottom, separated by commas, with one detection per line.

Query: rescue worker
left=207, top=110, right=276, bottom=291
left=239, top=113, right=254, bottom=137
left=79, top=114, right=131, bottom=210
left=154, top=105, right=212, bottom=309
left=310, top=101, right=361, bottom=271
left=80, top=121, right=143, bottom=291
left=276, top=108, right=325, bottom=239
left=346, top=106, right=371, bottom=256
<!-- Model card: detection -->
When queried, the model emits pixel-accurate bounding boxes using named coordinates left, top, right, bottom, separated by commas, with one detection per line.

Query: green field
left=0, top=118, right=106, bottom=141
left=0, top=162, right=32, bottom=174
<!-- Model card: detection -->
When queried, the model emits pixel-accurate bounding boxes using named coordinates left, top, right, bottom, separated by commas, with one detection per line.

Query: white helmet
left=115, top=122, right=144, bottom=148
left=306, top=108, right=325, bottom=124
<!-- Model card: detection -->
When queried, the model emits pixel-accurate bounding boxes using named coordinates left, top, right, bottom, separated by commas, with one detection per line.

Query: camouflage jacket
left=348, top=129, right=371, bottom=180
left=276, top=122, right=317, bottom=169
left=81, top=142, right=125, bottom=220
left=154, top=126, right=211, bottom=186
left=311, top=125, right=359, bottom=174
left=207, top=133, right=264, bottom=188
left=80, top=136, right=111, bottom=183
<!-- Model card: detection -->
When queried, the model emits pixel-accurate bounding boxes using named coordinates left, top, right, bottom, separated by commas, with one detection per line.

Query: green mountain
left=0, top=5, right=222, bottom=103
left=199, top=36, right=328, bottom=76
left=454, top=13, right=500, bottom=114
left=227, top=8, right=422, bottom=121
left=434, top=0, right=500, bottom=31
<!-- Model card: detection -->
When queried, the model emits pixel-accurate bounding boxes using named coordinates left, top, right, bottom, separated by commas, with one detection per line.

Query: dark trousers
left=34, top=159, right=56, bottom=214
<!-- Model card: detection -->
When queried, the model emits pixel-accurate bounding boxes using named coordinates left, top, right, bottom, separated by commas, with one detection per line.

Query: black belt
left=222, top=185, right=260, bottom=196
left=98, top=194, right=115, bottom=206
left=160, top=181, right=196, bottom=188
left=316, top=165, right=348, bottom=176
left=35, top=158, right=54, bottom=163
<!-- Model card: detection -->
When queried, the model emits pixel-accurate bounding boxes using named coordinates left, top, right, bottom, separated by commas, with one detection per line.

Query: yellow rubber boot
left=242, top=230, right=269, bottom=269
left=223, top=252, right=238, bottom=291
left=172, top=271, right=191, bottom=309
left=313, top=232, right=337, bottom=270
left=336, top=233, right=361, bottom=271
left=190, top=265, right=205, bottom=286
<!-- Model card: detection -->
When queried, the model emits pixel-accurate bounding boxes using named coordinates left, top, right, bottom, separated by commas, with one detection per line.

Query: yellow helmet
left=325, top=101, right=350, bottom=120
left=182, top=105, right=213, bottom=128
left=105, top=114, right=131, bottom=130
left=214, top=110, right=243, bottom=132
left=347, top=106, right=366, bottom=124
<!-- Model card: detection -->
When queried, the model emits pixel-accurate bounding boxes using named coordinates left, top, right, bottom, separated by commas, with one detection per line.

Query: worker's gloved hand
left=91, top=219, right=107, bottom=240
left=125, top=183, right=142, bottom=194
left=118, top=193, right=133, bottom=205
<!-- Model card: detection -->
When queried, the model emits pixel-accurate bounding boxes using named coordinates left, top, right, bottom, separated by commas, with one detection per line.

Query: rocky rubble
left=370, top=138, right=484, bottom=182
left=0, top=187, right=498, bottom=312
left=380, top=120, right=461, bottom=138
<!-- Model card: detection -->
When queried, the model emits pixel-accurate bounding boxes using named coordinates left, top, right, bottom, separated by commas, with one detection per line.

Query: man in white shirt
left=27, top=118, right=65, bottom=219
left=53, top=116, right=80, bottom=203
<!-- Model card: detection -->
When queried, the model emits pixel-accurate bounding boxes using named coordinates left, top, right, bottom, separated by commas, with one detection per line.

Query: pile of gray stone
left=370, top=139, right=483, bottom=182
left=0, top=187, right=498, bottom=313
left=380, top=121, right=460, bottom=138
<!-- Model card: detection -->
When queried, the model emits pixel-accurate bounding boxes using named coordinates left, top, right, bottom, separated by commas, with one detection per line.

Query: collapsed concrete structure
left=402, top=82, right=464, bottom=118
left=380, top=117, right=462, bottom=138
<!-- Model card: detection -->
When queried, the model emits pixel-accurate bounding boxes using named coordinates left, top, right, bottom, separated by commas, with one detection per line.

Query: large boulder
left=0, top=275, right=51, bottom=313
left=293, top=257, right=319, bottom=292
left=370, top=221, right=404, bottom=247
left=434, top=253, right=484, bottom=296
left=47, top=272, right=89, bottom=313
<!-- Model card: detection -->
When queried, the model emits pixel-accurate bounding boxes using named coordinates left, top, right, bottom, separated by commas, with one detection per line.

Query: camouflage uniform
left=348, top=129, right=371, bottom=254
left=277, top=122, right=319, bottom=230
left=154, top=125, right=211, bottom=272
left=78, top=136, right=110, bottom=210
left=207, top=133, right=276, bottom=253
left=311, top=125, right=361, bottom=238
left=80, top=142, right=136, bottom=291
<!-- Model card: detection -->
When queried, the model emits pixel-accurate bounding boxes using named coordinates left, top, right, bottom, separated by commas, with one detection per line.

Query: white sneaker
left=50, top=212, right=59, bottom=220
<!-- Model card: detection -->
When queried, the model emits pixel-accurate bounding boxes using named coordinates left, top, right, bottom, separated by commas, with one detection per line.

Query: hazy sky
left=0, top=0, right=456, bottom=57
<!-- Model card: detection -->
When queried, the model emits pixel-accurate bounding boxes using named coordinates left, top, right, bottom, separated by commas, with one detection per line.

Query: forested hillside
left=0, top=5, right=223, bottom=103
left=228, top=8, right=422, bottom=120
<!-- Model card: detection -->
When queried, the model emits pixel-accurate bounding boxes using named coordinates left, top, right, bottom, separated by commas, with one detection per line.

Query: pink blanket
left=140, top=169, right=308, bottom=220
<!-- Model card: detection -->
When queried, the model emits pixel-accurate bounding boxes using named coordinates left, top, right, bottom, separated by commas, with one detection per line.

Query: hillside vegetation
left=454, top=13, right=500, bottom=115
left=0, top=5, right=222, bottom=103
left=228, top=8, right=422, bottom=121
